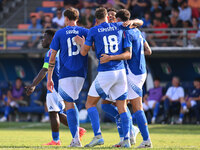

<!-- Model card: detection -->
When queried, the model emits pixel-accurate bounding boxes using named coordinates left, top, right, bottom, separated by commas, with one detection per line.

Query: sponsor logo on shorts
left=49, top=106, right=53, bottom=110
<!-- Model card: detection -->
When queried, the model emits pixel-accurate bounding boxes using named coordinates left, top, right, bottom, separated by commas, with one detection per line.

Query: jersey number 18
left=103, top=35, right=118, bottom=54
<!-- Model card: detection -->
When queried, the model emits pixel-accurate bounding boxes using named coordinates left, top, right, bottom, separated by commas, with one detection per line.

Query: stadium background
left=0, top=0, right=200, bottom=123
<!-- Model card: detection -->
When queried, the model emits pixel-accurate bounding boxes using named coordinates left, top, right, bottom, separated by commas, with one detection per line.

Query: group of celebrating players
left=26, top=6, right=152, bottom=148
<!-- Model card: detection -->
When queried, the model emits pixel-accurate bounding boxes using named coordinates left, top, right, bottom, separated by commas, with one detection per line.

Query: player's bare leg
left=43, top=112, right=61, bottom=146
left=85, top=96, right=104, bottom=147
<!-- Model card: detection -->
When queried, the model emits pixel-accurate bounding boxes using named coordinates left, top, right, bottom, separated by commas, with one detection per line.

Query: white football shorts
left=58, top=77, right=85, bottom=102
left=127, top=67, right=147, bottom=100
left=143, top=100, right=157, bottom=111
left=88, top=69, right=128, bottom=101
left=46, top=88, right=65, bottom=112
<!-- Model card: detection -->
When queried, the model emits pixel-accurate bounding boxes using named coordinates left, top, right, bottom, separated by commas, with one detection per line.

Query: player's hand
left=47, top=79, right=54, bottom=93
left=74, top=35, right=84, bottom=46
left=123, top=20, right=132, bottom=27
left=100, top=54, right=111, bottom=64
left=25, top=85, right=35, bottom=96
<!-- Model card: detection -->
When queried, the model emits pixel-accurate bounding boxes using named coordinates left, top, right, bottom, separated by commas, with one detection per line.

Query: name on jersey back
left=66, top=30, right=79, bottom=34
left=98, top=26, right=117, bottom=32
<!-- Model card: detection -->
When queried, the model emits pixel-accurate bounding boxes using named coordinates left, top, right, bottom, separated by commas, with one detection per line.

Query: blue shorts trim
left=128, top=82, right=143, bottom=97
left=116, top=92, right=128, bottom=100
left=95, top=80, right=108, bottom=100
left=58, top=87, right=74, bottom=102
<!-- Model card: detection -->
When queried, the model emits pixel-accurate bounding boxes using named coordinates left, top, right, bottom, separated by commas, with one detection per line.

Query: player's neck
left=67, top=21, right=77, bottom=26
left=97, top=19, right=107, bottom=25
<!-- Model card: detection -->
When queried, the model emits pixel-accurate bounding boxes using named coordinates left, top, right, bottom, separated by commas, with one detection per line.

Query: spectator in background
left=114, top=0, right=130, bottom=9
left=170, top=7, right=180, bottom=19
left=129, top=0, right=150, bottom=18
left=103, top=0, right=115, bottom=8
left=43, top=15, right=56, bottom=29
left=0, top=78, right=25, bottom=122
left=172, top=0, right=183, bottom=8
left=178, top=0, right=192, bottom=22
left=141, top=11, right=151, bottom=28
left=169, top=16, right=183, bottom=46
left=143, top=78, right=163, bottom=124
left=38, top=11, right=45, bottom=26
left=64, top=0, right=81, bottom=9
left=186, top=78, right=200, bottom=124
left=192, top=18, right=200, bottom=46
left=52, top=1, right=64, bottom=15
left=150, top=0, right=162, bottom=18
left=162, top=76, right=187, bottom=124
left=154, top=9, right=169, bottom=24
left=160, top=0, right=172, bottom=17
left=24, top=15, right=42, bottom=48
left=80, top=7, right=95, bottom=28
left=183, top=20, right=197, bottom=43
left=52, top=8, right=65, bottom=28
left=147, top=18, right=168, bottom=46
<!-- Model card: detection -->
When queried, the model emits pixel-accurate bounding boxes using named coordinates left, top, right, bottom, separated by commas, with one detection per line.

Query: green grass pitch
left=0, top=122, right=200, bottom=150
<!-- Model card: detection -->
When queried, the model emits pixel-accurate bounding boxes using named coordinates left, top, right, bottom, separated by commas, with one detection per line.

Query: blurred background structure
left=0, top=0, right=200, bottom=124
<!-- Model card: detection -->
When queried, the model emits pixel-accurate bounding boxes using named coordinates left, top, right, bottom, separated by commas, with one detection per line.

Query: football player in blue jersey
left=74, top=7, right=140, bottom=148
left=100, top=9, right=153, bottom=148
left=100, top=8, right=141, bottom=148
left=26, top=29, right=86, bottom=146
left=47, top=8, right=88, bottom=147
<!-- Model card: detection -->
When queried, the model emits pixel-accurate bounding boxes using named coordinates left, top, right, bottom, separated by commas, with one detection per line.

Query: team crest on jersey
left=193, top=63, right=200, bottom=74
left=15, top=66, right=26, bottom=78
left=161, top=63, right=172, bottom=75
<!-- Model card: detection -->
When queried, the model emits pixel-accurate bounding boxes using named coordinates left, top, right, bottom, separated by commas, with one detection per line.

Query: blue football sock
left=101, top=104, right=123, bottom=138
left=88, top=107, right=101, bottom=136
left=132, top=113, right=137, bottom=124
left=153, top=102, right=160, bottom=118
left=45, top=112, right=49, bottom=117
left=101, top=104, right=118, bottom=117
left=4, top=106, right=11, bottom=118
left=52, top=132, right=59, bottom=142
left=120, top=112, right=130, bottom=140
left=74, top=104, right=80, bottom=127
left=135, top=110, right=149, bottom=141
left=66, top=108, right=79, bottom=138
left=179, top=113, right=184, bottom=119
left=181, top=102, right=187, bottom=108
left=115, top=116, right=123, bottom=138
left=126, top=107, right=134, bottom=137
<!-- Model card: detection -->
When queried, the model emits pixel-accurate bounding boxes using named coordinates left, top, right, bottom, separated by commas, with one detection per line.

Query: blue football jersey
left=50, top=26, right=89, bottom=79
left=43, top=49, right=60, bottom=93
left=85, top=22, right=125, bottom=72
left=124, top=28, right=146, bottom=75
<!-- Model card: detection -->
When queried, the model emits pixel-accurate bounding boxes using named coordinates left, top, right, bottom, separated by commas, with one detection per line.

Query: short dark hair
left=64, top=7, right=79, bottom=21
left=45, top=29, right=56, bottom=38
left=57, top=8, right=62, bottom=12
left=31, top=15, right=37, bottom=19
left=194, top=77, right=200, bottom=82
left=154, top=77, right=160, bottom=81
left=172, top=7, right=179, bottom=13
left=95, top=7, right=107, bottom=20
left=16, top=77, right=22, bottom=82
left=154, top=9, right=162, bottom=14
left=116, top=9, right=130, bottom=22
left=107, top=8, right=117, bottom=13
